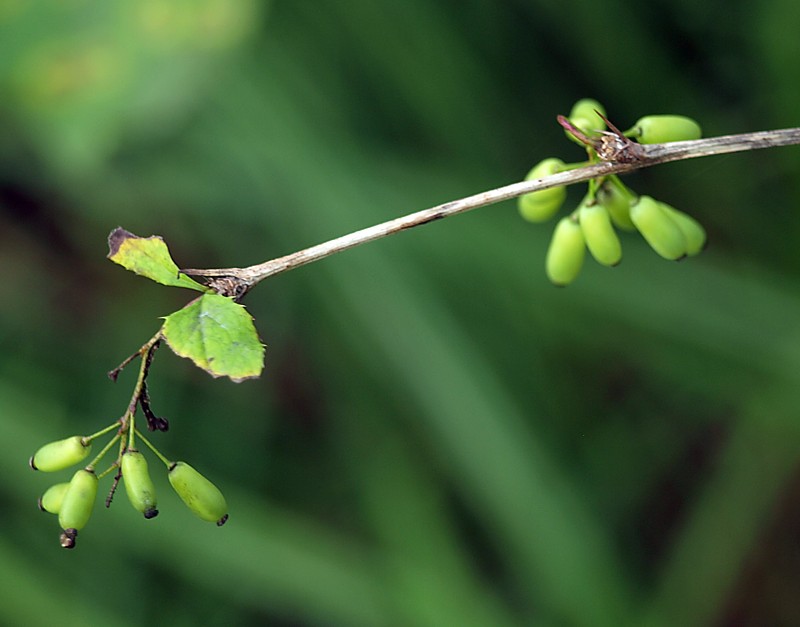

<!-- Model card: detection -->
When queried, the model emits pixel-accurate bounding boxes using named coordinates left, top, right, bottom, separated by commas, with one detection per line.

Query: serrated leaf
left=107, top=227, right=209, bottom=292
left=161, top=294, right=264, bottom=382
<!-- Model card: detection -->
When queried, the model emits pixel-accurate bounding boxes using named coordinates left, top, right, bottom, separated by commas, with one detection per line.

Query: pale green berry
left=628, top=115, right=701, bottom=144
left=169, top=462, right=228, bottom=526
left=565, top=98, right=606, bottom=145
left=58, top=469, right=98, bottom=548
left=30, top=436, right=91, bottom=472
left=518, top=158, right=567, bottom=222
left=596, top=179, right=636, bottom=231
left=545, top=216, right=586, bottom=286
left=659, top=203, right=707, bottom=256
left=630, top=196, right=687, bottom=260
left=579, top=203, right=622, bottom=266
left=38, top=482, right=70, bottom=514
left=122, top=450, right=159, bottom=519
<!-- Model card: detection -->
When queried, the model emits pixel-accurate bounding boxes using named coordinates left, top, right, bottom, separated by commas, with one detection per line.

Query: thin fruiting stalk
left=182, top=126, right=800, bottom=289
left=84, top=421, right=121, bottom=444
left=110, top=332, right=167, bottom=433
left=108, top=332, right=161, bottom=383
left=127, top=414, right=136, bottom=450
left=86, top=432, right=121, bottom=473
left=122, top=348, right=150, bottom=422
left=135, top=429, right=171, bottom=468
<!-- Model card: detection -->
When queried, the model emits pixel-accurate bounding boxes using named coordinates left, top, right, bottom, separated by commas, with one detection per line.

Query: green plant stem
left=134, top=429, right=171, bottom=468
left=84, top=421, right=122, bottom=444
left=127, top=414, right=136, bottom=450
left=117, top=332, right=160, bottom=418
left=87, top=432, right=121, bottom=473
left=102, top=332, right=163, bottom=464
left=182, top=126, right=800, bottom=291
left=108, top=331, right=161, bottom=382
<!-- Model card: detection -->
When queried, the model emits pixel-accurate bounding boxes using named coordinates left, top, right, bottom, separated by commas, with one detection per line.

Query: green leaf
left=161, top=294, right=264, bottom=382
left=107, top=227, right=209, bottom=292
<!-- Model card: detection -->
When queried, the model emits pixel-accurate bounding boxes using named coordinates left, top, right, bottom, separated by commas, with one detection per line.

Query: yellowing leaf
left=161, top=294, right=264, bottom=382
left=107, top=227, right=209, bottom=292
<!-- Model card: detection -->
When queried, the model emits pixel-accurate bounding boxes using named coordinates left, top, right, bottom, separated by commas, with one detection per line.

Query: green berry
left=545, top=216, right=586, bottom=286
left=122, top=450, right=159, bottom=519
left=30, top=436, right=91, bottom=472
left=659, top=203, right=707, bottom=256
left=58, top=469, right=98, bottom=548
left=38, top=482, right=70, bottom=514
left=628, top=115, right=701, bottom=144
left=565, top=99, right=606, bottom=145
left=169, top=462, right=228, bottom=526
left=630, top=196, right=687, bottom=260
left=596, top=179, right=636, bottom=231
left=579, top=202, right=622, bottom=266
left=518, top=158, right=567, bottom=222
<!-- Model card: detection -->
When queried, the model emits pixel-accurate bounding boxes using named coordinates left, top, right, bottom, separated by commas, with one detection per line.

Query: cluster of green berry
left=518, top=99, right=705, bottom=285
left=31, top=428, right=228, bottom=549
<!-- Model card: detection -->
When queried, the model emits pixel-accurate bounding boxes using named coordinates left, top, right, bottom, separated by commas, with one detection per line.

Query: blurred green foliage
left=2, top=1, right=800, bottom=625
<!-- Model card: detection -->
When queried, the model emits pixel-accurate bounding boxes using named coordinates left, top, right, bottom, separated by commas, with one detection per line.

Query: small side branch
left=182, top=126, right=800, bottom=289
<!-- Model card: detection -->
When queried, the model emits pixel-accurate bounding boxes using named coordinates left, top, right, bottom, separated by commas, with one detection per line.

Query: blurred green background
left=2, top=1, right=800, bottom=625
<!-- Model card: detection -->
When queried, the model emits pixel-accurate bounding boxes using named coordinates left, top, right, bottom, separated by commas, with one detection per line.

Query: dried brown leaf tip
left=107, top=227, right=137, bottom=258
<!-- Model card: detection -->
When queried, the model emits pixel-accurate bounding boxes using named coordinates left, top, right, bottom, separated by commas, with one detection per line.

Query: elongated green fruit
left=58, top=469, right=98, bottom=548
left=628, top=115, right=701, bottom=144
left=596, top=179, right=636, bottom=231
left=38, top=482, right=70, bottom=514
left=518, top=158, right=567, bottom=222
left=546, top=216, right=586, bottom=286
left=579, top=203, right=622, bottom=266
left=568, top=98, right=606, bottom=136
left=659, top=203, right=706, bottom=256
left=30, top=436, right=91, bottom=472
left=169, top=462, right=228, bottom=525
left=630, top=196, right=687, bottom=260
left=122, top=450, right=159, bottom=519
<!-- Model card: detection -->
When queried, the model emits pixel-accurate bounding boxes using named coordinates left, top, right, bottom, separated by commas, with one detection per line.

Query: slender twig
left=182, top=126, right=800, bottom=290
